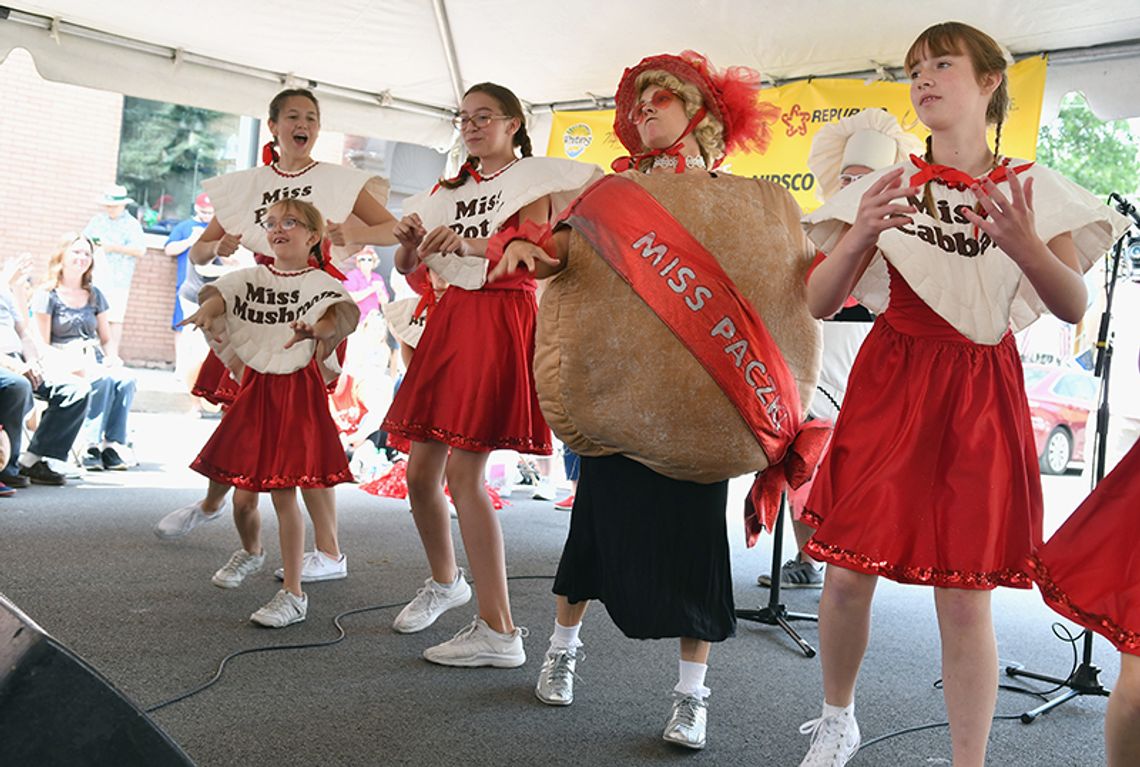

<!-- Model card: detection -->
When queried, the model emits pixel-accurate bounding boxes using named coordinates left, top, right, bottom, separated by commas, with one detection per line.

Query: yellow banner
left=546, top=56, right=1047, bottom=212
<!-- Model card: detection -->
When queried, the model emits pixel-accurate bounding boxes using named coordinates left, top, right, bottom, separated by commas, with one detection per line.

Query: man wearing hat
left=757, top=110, right=923, bottom=591
left=82, top=183, right=146, bottom=357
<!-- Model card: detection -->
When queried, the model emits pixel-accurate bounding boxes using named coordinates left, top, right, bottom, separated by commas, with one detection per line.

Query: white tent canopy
left=3, top=0, right=1140, bottom=150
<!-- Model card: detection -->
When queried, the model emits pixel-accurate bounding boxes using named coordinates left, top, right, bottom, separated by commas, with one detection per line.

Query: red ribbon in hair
left=307, top=238, right=347, bottom=281
left=611, top=107, right=708, bottom=173
left=909, top=155, right=1034, bottom=191
left=431, top=160, right=485, bottom=194
left=262, top=141, right=279, bottom=166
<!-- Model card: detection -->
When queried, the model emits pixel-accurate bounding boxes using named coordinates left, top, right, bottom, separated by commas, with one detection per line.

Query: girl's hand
left=848, top=168, right=918, bottom=250
left=963, top=173, right=1039, bottom=265
left=178, top=307, right=214, bottom=333
left=286, top=320, right=334, bottom=360
left=418, top=225, right=469, bottom=258
left=326, top=220, right=347, bottom=247
left=393, top=214, right=426, bottom=250
left=215, top=232, right=243, bottom=258
left=488, top=240, right=561, bottom=283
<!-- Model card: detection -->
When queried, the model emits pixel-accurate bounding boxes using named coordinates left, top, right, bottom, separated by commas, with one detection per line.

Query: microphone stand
left=1004, top=194, right=1136, bottom=722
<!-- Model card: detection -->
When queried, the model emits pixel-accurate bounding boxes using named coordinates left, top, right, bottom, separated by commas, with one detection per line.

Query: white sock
left=675, top=660, right=710, bottom=699
left=18, top=452, right=40, bottom=469
left=433, top=571, right=462, bottom=590
left=822, top=700, right=854, bottom=719
left=549, top=620, right=582, bottom=650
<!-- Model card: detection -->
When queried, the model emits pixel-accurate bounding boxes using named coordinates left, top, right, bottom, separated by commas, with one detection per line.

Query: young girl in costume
left=181, top=199, right=359, bottom=627
left=154, top=88, right=395, bottom=592
left=796, top=22, right=1128, bottom=767
left=381, top=82, right=599, bottom=667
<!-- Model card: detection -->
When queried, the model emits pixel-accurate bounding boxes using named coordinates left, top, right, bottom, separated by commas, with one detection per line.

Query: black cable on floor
left=859, top=622, right=1086, bottom=752
left=144, top=574, right=556, bottom=714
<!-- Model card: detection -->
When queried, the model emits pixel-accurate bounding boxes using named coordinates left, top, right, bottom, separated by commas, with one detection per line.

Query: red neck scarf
left=611, top=107, right=709, bottom=173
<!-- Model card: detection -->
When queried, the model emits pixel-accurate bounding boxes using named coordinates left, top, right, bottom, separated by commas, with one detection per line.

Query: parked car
left=1024, top=364, right=1098, bottom=475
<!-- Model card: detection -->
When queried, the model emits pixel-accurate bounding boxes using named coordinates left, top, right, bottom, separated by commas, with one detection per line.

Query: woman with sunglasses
left=490, top=52, right=816, bottom=751
left=181, top=199, right=359, bottom=627
left=381, top=82, right=600, bottom=668
left=154, top=88, right=397, bottom=594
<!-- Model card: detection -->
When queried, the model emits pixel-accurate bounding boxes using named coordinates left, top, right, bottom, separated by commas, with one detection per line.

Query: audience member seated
left=0, top=253, right=91, bottom=486
left=31, top=234, right=137, bottom=472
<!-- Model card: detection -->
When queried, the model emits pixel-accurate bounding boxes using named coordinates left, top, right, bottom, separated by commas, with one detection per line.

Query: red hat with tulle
left=612, top=50, right=781, bottom=168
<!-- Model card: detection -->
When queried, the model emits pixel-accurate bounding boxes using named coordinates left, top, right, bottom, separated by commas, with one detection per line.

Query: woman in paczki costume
left=381, top=82, right=601, bottom=668
left=154, top=87, right=396, bottom=593
left=794, top=22, right=1129, bottom=767
left=492, top=51, right=820, bottom=750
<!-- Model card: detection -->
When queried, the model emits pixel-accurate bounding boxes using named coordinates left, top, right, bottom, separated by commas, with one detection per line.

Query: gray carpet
left=0, top=413, right=1116, bottom=766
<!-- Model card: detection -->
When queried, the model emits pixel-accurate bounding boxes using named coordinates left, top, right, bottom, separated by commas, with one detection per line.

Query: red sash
left=556, top=175, right=829, bottom=546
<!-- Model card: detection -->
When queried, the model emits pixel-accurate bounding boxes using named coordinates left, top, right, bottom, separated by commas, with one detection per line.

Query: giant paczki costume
left=528, top=52, right=824, bottom=549
left=492, top=50, right=822, bottom=750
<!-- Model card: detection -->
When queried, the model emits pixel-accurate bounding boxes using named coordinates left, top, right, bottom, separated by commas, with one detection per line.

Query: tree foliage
left=1036, top=92, right=1140, bottom=199
left=117, top=98, right=231, bottom=218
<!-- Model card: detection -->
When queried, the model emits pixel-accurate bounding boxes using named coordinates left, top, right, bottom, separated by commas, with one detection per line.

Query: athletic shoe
left=250, top=589, right=307, bottom=628
left=83, top=446, right=103, bottom=472
left=798, top=709, right=860, bottom=767
left=757, top=558, right=824, bottom=589
left=211, top=549, right=267, bottom=589
left=0, top=482, right=15, bottom=498
left=0, top=472, right=29, bottom=489
left=553, top=494, right=575, bottom=511
left=392, top=570, right=472, bottom=633
left=422, top=616, right=527, bottom=668
left=274, top=550, right=347, bottom=582
left=153, top=499, right=229, bottom=540
left=663, top=692, right=708, bottom=750
left=535, top=647, right=580, bottom=706
left=101, top=446, right=127, bottom=471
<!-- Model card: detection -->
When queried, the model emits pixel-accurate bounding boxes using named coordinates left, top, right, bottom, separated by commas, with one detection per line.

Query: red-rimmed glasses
left=629, top=89, right=680, bottom=125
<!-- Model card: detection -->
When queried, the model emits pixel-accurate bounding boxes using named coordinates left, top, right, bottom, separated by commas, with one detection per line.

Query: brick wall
left=121, top=242, right=178, bottom=367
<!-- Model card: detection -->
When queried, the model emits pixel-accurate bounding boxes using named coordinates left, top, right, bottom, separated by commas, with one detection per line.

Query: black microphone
left=1109, top=192, right=1140, bottom=227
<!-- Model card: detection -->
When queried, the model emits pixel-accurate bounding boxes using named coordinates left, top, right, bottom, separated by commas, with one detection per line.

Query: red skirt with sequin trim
left=382, top=287, right=551, bottom=454
left=192, top=360, right=352, bottom=491
left=1027, top=440, right=1140, bottom=654
left=191, top=351, right=241, bottom=406
left=802, top=270, right=1042, bottom=590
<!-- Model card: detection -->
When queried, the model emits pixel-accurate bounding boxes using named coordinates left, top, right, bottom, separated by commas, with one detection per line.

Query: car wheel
left=1040, top=427, right=1072, bottom=475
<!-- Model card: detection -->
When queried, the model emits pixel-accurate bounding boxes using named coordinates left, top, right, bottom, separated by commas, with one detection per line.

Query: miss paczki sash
left=555, top=175, right=829, bottom=546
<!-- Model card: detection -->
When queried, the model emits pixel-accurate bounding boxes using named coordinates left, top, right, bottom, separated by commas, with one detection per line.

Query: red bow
left=743, top=420, right=832, bottom=547
left=431, top=160, right=484, bottom=194
left=413, top=288, right=437, bottom=321
left=611, top=107, right=708, bottom=173
left=909, top=155, right=1035, bottom=191
left=262, top=141, right=279, bottom=166
left=309, top=239, right=347, bottom=281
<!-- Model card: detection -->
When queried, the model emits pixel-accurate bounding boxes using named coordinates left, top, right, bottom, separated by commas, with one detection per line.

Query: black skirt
left=553, top=454, right=735, bottom=642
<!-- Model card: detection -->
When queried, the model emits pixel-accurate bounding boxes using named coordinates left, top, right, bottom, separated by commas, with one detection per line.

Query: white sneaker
left=273, top=550, right=347, bottom=582
left=250, top=589, right=307, bottom=628
left=422, top=616, right=527, bottom=668
left=531, top=480, right=556, bottom=501
left=211, top=549, right=267, bottom=589
left=45, top=456, right=84, bottom=479
left=153, top=499, right=229, bottom=540
left=798, top=708, right=861, bottom=767
left=392, top=570, right=472, bottom=633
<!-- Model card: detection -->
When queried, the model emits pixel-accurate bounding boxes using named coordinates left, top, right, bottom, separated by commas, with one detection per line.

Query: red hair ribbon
left=430, top=160, right=484, bottom=194
left=262, top=141, right=279, bottom=166
left=310, top=238, right=348, bottom=281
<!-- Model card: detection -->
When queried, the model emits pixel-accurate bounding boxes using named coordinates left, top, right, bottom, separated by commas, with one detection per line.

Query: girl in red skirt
left=796, top=22, right=1129, bottom=767
left=1028, top=437, right=1140, bottom=766
left=181, top=199, right=359, bottom=628
left=381, top=82, right=599, bottom=666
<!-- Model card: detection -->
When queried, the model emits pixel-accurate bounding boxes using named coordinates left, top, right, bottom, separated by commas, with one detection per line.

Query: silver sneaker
left=422, top=616, right=527, bottom=668
left=798, top=710, right=860, bottom=767
left=211, top=549, right=266, bottom=589
left=154, top=499, right=228, bottom=540
left=663, top=692, right=708, bottom=750
left=250, top=589, right=307, bottom=628
left=392, top=570, right=472, bottom=633
left=535, top=647, right=581, bottom=706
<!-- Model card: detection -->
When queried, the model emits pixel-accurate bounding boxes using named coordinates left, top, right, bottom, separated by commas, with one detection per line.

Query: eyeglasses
left=629, top=89, right=680, bottom=125
left=451, top=113, right=512, bottom=131
left=838, top=173, right=867, bottom=187
left=259, top=216, right=307, bottom=232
